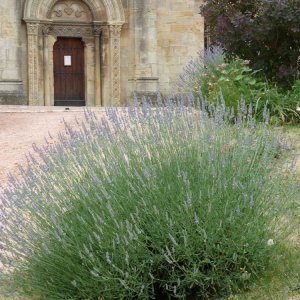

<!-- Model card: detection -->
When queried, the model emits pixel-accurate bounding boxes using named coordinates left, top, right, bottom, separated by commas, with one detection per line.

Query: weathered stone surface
left=0, top=0, right=204, bottom=106
left=0, top=96, right=27, bottom=105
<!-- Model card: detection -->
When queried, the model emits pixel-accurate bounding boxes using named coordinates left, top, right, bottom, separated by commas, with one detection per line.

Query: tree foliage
left=200, top=0, right=300, bottom=85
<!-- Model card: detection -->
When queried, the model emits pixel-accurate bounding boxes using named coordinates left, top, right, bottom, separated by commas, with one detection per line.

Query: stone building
left=0, top=0, right=204, bottom=106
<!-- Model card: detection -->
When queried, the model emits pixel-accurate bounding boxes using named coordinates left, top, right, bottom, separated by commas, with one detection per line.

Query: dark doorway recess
left=53, top=37, right=85, bottom=106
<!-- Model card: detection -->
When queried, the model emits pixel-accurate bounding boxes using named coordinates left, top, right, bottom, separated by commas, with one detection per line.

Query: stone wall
left=0, top=0, right=204, bottom=106
left=125, top=0, right=204, bottom=101
left=0, top=0, right=27, bottom=105
left=157, top=0, right=204, bottom=95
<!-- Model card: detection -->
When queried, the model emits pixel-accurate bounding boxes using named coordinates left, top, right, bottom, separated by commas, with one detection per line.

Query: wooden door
left=53, top=38, right=85, bottom=106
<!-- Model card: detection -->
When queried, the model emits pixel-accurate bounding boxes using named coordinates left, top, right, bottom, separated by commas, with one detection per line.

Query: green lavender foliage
left=0, top=98, right=298, bottom=299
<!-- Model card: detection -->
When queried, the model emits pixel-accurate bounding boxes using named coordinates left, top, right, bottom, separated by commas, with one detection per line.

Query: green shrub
left=204, top=58, right=264, bottom=110
left=0, top=100, right=298, bottom=299
left=178, top=47, right=265, bottom=110
left=254, top=82, right=300, bottom=124
left=201, top=0, right=300, bottom=86
left=178, top=48, right=300, bottom=124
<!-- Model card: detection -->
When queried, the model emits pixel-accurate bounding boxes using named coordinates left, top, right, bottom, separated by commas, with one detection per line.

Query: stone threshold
left=0, top=105, right=108, bottom=113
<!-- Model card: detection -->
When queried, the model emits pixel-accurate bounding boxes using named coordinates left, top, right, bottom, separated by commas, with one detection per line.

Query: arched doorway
left=23, top=0, right=125, bottom=106
left=53, top=37, right=85, bottom=106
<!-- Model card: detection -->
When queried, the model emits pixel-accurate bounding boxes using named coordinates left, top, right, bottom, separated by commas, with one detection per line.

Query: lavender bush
left=0, top=98, right=298, bottom=299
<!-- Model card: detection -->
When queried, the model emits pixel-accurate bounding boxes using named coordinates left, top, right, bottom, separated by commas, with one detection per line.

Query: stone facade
left=0, top=0, right=204, bottom=106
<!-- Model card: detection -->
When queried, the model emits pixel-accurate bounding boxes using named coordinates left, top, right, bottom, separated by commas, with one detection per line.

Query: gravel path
left=0, top=106, right=107, bottom=188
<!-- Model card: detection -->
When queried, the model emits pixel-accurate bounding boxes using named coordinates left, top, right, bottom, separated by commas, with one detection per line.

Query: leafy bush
left=200, top=0, right=300, bottom=86
left=205, top=58, right=262, bottom=107
left=179, top=48, right=263, bottom=109
left=178, top=48, right=300, bottom=124
left=255, top=81, right=300, bottom=124
left=0, top=100, right=298, bottom=299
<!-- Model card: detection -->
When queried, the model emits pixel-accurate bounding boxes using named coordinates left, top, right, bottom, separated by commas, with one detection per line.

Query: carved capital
left=101, top=26, right=110, bottom=39
left=26, top=23, right=39, bottom=35
left=109, top=24, right=122, bottom=37
left=93, top=26, right=102, bottom=36
left=42, top=25, right=51, bottom=35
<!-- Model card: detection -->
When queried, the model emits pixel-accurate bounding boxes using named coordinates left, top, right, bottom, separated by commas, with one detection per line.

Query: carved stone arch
left=48, top=0, right=94, bottom=22
left=45, top=0, right=105, bottom=22
left=24, top=0, right=125, bottom=23
left=23, top=0, right=125, bottom=106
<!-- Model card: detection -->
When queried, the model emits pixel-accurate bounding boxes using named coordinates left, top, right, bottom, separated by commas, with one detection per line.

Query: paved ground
left=0, top=106, right=106, bottom=188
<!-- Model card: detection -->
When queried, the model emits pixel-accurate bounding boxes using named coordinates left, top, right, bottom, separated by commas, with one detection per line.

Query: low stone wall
left=0, top=95, right=27, bottom=105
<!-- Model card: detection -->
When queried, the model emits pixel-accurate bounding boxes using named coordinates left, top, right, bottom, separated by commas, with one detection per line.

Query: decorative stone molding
left=50, top=0, right=92, bottom=22
left=24, top=0, right=125, bottom=24
left=27, top=22, right=39, bottom=35
left=93, top=26, right=102, bottom=36
left=46, top=25, right=94, bottom=37
left=42, top=25, right=51, bottom=35
left=109, top=24, right=122, bottom=105
left=26, top=22, right=40, bottom=105
left=94, top=26, right=102, bottom=106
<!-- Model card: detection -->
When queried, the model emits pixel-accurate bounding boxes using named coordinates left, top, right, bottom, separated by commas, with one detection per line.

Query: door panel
left=53, top=38, right=85, bottom=106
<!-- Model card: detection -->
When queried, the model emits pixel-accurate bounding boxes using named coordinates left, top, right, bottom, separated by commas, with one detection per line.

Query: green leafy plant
left=0, top=100, right=298, bottom=299
left=178, top=47, right=266, bottom=109
left=178, top=48, right=300, bottom=124
left=254, top=81, right=300, bottom=124
left=205, top=58, right=264, bottom=109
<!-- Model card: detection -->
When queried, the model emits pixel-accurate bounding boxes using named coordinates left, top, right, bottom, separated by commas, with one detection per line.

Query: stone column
left=109, top=24, right=122, bottom=106
left=132, top=0, right=159, bottom=99
left=94, top=27, right=102, bottom=106
left=26, top=22, right=40, bottom=106
left=82, top=37, right=95, bottom=106
left=43, top=26, right=51, bottom=106
left=48, top=35, right=57, bottom=106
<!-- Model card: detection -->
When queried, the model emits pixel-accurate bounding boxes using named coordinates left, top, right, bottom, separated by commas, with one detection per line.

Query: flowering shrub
left=178, top=46, right=225, bottom=96
left=0, top=99, right=298, bottom=299
left=178, top=48, right=300, bottom=124
left=180, top=51, right=262, bottom=109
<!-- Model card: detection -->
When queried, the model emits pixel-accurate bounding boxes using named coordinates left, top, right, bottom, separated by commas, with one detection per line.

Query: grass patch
left=231, top=245, right=300, bottom=299
left=233, top=126, right=300, bottom=300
